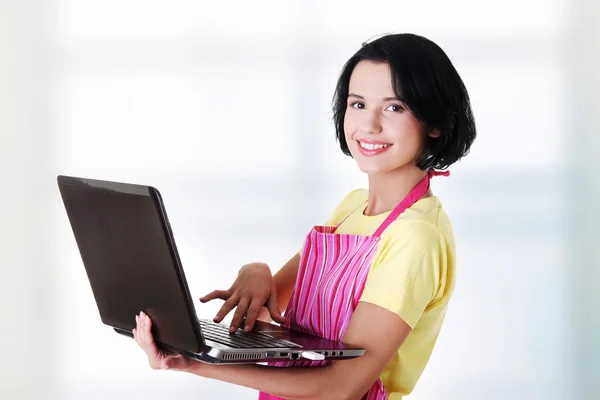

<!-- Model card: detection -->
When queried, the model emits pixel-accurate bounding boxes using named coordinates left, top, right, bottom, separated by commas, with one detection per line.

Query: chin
left=355, top=158, right=417, bottom=176
left=355, top=162, right=395, bottom=175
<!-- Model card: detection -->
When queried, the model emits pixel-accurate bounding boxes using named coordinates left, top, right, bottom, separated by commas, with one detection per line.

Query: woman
left=133, top=32, right=476, bottom=399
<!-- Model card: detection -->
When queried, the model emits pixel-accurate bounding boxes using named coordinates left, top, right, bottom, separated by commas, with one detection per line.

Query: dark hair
left=332, top=33, right=476, bottom=170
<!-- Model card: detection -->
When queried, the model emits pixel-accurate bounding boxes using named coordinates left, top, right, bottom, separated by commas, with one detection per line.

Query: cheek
left=387, top=120, right=426, bottom=153
left=400, top=126, right=424, bottom=146
left=343, top=113, right=356, bottom=142
left=402, top=133, right=425, bottom=155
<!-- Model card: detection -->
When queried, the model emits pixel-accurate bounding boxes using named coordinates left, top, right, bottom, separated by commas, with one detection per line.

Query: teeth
left=359, top=141, right=390, bottom=150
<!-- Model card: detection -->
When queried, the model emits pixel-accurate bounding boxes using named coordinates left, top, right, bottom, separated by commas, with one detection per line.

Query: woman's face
left=343, top=60, right=437, bottom=175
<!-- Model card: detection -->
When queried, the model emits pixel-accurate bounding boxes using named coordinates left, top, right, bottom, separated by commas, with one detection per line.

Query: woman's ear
left=428, top=128, right=441, bottom=138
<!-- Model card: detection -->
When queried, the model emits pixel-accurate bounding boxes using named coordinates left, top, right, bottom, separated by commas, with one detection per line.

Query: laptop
left=57, top=175, right=365, bottom=364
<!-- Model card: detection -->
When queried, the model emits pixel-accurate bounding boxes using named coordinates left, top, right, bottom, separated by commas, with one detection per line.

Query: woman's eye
left=350, top=102, right=365, bottom=109
left=386, top=104, right=404, bottom=112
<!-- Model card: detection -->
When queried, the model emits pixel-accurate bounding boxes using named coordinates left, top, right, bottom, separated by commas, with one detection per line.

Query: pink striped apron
left=258, top=170, right=448, bottom=400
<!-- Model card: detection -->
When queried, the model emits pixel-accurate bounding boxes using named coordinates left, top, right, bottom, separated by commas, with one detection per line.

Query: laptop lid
left=57, top=175, right=205, bottom=354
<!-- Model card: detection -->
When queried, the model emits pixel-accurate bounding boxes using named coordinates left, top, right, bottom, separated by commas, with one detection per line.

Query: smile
left=358, top=141, right=391, bottom=150
left=357, top=140, right=392, bottom=156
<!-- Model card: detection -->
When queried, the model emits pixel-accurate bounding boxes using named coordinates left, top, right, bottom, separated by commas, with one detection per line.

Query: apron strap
left=335, top=200, right=367, bottom=228
left=372, top=169, right=449, bottom=238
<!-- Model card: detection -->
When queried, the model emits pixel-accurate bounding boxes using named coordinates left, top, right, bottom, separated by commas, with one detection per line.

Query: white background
left=1, top=0, right=599, bottom=399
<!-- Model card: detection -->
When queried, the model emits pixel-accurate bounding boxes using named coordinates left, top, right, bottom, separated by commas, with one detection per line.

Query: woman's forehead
left=348, top=61, right=397, bottom=98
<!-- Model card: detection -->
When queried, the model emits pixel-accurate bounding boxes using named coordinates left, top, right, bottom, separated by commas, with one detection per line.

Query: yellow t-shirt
left=315, top=188, right=456, bottom=399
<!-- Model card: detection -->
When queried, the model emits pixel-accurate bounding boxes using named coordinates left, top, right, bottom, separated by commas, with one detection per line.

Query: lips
left=356, top=139, right=392, bottom=156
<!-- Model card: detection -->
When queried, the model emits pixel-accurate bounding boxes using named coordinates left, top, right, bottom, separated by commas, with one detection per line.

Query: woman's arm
left=134, top=301, right=411, bottom=400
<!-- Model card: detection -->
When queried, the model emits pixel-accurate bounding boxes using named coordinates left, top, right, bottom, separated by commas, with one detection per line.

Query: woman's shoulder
left=383, top=196, right=455, bottom=248
left=340, top=188, right=368, bottom=206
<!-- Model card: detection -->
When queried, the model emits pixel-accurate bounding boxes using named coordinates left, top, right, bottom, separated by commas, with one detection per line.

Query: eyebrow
left=348, top=93, right=404, bottom=102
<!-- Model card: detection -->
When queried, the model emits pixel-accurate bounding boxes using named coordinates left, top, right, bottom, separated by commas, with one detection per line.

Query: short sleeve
left=359, top=222, right=447, bottom=328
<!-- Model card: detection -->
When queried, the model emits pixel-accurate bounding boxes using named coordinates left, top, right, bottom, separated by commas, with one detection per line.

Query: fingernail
left=229, top=326, right=235, bottom=333
left=244, top=325, right=250, bottom=332
left=136, top=315, right=139, bottom=324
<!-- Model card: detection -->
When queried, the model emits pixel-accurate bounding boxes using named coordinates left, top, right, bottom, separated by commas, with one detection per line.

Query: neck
left=364, top=165, right=430, bottom=216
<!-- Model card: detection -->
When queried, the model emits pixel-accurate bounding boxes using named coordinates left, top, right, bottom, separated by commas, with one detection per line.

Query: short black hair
left=332, top=33, right=476, bottom=170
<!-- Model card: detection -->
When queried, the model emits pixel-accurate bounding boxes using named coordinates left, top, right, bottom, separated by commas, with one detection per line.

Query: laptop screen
left=58, top=176, right=203, bottom=353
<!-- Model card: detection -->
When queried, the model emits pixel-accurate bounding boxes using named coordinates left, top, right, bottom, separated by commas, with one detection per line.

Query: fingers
left=136, top=313, right=150, bottom=346
left=133, top=312, right=194, bottom=371
left=242, top=299, right=263, bottom=332
left=134, top=312, right=160, bottom=362
left=200, top=289, right=230, bottom=303
left=213, top=294, right=240, bottom=323
left=229, top=297, right=250, bottom=333
left=267, top=291, right=287, bottom=324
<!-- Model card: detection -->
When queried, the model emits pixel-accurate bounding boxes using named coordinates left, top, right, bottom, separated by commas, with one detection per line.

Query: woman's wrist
left=184, top=359, right=207, bottom=376
left=238, top=262, right=269, bottom=275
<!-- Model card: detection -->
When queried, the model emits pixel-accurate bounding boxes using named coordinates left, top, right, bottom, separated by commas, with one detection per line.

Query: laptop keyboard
left=198, top=319, right=300, bottom=349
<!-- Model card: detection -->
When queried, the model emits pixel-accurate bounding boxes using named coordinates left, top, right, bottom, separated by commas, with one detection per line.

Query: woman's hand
left=133, top=311, right=196, bottom=372
left=200, top=262, right=287, bottom=333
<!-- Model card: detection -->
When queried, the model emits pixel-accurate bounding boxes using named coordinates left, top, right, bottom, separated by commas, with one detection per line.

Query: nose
left=359, top=110, right=382, bottom=135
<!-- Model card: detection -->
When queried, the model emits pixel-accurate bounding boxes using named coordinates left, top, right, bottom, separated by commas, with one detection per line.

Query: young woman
left=133, top=33, right=476, bottom=399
